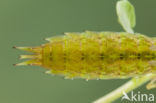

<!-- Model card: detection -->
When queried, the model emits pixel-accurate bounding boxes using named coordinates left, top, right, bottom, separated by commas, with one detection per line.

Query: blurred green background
left=0, top=0, right=156, bottom=103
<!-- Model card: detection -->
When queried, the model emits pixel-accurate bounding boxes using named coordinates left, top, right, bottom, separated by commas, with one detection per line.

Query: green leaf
left=116, top=0, right=136, bottom=33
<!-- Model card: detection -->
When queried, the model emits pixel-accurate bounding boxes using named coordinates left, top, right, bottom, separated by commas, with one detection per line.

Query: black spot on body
left=63, top=53, right=67, bottom=61
left=120, top=54, right=124, bottom=59
left=100, top=53, right=104, bottom=60
left=81, top=53, right=85, bottom=60
left=137, top=53, right=141, bottom=59
left=49, top=57, right=53, bottom=61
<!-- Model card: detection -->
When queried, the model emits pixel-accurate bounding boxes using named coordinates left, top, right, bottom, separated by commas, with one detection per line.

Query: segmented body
left=16, top=31, right=156, bottom=80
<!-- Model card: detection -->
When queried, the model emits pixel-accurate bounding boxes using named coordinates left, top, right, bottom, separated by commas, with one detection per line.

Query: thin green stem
left=93, top=74, right=155, bottom=103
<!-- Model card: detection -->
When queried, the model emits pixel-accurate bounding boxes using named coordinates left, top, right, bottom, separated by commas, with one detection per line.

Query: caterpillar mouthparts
left=14, top=31, right=156, bottom=80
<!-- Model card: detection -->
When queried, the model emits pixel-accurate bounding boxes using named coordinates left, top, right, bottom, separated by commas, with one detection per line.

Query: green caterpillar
left=14, top=31, right=156, bottom=80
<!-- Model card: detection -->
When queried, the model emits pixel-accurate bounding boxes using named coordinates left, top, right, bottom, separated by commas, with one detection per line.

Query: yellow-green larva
left=14, top=31, right=156, bottom=80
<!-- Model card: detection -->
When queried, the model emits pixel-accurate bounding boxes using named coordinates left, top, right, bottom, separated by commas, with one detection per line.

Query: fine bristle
left=14, top=61, right=29, bottom=66
left=45, top=38, right=51, bottom=42
left=14, top=60, right=41, bottom=66
left=45, top=71, right=52, bottom=74
left=14, top=46, right=42, bottom=67
left=13, top=46, right=32, bottom=51
left=13, top=46, right=42, bottom=53
left=19, top=55, right=37, bottom=59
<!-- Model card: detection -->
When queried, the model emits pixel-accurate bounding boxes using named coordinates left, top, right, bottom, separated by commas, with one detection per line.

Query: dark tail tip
left=13, top=64, right=17, bottom=66
left=13, top=46, right=17, bottom=49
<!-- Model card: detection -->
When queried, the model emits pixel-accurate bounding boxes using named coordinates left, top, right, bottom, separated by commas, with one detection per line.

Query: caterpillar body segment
left=15, top=31, right=156, bottom=80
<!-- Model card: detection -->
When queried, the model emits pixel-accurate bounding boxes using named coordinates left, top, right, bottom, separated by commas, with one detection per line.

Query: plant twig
left=93, top=73, right=155, bottom=103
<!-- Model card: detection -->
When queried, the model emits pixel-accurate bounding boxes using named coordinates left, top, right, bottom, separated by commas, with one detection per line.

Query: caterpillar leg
left=146, top=77, right=156, bottom=89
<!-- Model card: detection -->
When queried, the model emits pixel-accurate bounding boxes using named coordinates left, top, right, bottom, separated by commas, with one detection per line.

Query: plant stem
left=93, top=73, right=155, bottom=103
